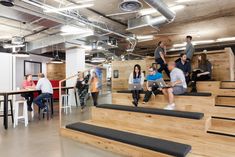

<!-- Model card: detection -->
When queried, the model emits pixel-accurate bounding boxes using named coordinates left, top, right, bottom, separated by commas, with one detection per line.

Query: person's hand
left=158, top=88, right=163, bottom=91
left=169, top=82, right=175, bottom=87
left=147, top=87, right=152, bottom=91
left=197, top=73, right=201, bottom=77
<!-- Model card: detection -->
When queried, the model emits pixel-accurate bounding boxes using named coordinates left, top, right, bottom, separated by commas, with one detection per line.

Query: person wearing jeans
left=34, top=73, right=53, bottom=112
left=90, top=71, right=99, bottom=106
left=128, top=64, right=144, bottom=107
left=76, top=72, right=89, bottom=110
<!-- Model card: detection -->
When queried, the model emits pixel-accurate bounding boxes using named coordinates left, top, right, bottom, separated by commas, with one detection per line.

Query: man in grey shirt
left=34, top=73, right=53, bottom=111
left=161, top=62, right=187, bottom=110
left=185, top=35, right=195, bottom=61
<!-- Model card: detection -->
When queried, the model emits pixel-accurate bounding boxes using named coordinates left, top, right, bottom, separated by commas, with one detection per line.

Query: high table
left=0, top=86, right=76, bottom=130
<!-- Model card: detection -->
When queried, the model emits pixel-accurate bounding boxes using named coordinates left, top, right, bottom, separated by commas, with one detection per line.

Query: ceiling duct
left=127, top=0, right=175, bottom=34
left=119, top=0, right=143, bottom=12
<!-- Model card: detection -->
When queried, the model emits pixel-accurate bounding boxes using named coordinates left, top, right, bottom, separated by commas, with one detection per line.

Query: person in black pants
left=191, top=53, right=212, bottom=92
left=128, top=64, right=144, bottom=107
left=142, top=67, right=162, bottom=104
left=154, top=41, right=170, bottom=78
left=176, top=53, right=192, bottom=84
left=21, top=74, right=35, bottom=111
left=76, top=72, right=89, bottom=110
left=90, top=71, right=100, bottom=106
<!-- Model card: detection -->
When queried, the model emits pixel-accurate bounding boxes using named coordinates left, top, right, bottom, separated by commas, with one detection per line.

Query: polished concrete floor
left=0, top=93, right=123, bottom=157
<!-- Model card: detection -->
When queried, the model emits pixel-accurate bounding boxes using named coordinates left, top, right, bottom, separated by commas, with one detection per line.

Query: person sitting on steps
left=128, top=64, right=144, bottom=107
left=161, top=62, right=187, bottom=110
left=191, top=53, right=212, bottom=92
left=142, top=66, right=162, bottom=104
left=176, top=53, right=191, bottom=85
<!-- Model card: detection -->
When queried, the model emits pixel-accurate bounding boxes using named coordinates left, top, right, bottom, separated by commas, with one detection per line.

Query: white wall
left=14, top=54, right=49, bottom=89
left=0, top=53, right=13, bottom=91
left=66, top=48, right=85, bottom=106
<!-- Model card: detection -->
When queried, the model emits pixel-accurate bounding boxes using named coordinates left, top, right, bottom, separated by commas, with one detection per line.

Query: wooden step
left=112, top=93, right=215, bottom=113
left=92, top=107, right=209, bottom=135
left=221, top=81, right=235, bottom=89
left=207, top=118, right=235, bottom=137
left=81, top=120, right=235, bottom=157
left=216, top=96, right=235, bottom=107
left=212, top=106, right=235, bottom=119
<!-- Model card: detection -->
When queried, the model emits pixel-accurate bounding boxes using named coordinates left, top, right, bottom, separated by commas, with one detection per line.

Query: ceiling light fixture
left=176, top=0, right=195, bottom=3
left=60, top=25, right=93, bottom=34
left=91, top=57, right=106, bottom=63
left=3, top=44, right=25, bottom=49
left=136, top=35, right=154, bottom=42
left=192, top=40, right=215, bottom=45
left=44, top=3, right=94, bottom=13
left=12, top=51, right=30, bottom=57
left=216, top=37, right=235, bottom=42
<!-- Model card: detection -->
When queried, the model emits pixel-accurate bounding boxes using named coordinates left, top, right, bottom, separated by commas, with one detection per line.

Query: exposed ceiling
left=0, top=0, right=235, bottom=56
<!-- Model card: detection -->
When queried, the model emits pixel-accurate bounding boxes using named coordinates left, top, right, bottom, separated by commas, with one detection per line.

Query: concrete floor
left=0, top=93, right=123, bottom=157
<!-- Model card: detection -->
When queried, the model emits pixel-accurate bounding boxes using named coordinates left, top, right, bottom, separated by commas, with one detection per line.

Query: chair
left=0, top=100, right=14, bottom=124
left=38, top=97, right=52, bottom=120
left=14, top=100, right=28, bottom=128
left=61, top=94, right=72, bottom=114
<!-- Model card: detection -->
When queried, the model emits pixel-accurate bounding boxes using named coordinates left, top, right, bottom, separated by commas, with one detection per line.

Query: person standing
left=76, top=72, right=89, bottom=110
left=161, top=62, right=187, bottom=110
left=33, top=73, right=53, bottom=112
left=176, top=53, right=191, bottom=84
left=90, top=71, right=100, bottom=106
left=191, top=53, right=212, bottom=92
left=21, top=74, right=35, bottom=111
left=128, top=64, right=145, bottom=107
left=154, top=41, right=170, bottom=78
left=142, top=67, right=162, bottom=104
left=185, top=35, right=195, bottom=61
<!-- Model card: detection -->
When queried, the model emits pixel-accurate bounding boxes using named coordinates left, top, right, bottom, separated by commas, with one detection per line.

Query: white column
left=66, top=48, right=85, bottom=106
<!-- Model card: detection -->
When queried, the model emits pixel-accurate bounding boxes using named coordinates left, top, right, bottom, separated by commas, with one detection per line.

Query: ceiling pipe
left=144, top=0, right=176, bottom=27
left=22, top=0, right=136, bottom=41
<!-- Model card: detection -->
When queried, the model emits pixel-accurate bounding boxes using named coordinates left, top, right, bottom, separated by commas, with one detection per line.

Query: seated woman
left=191, top=53, right=212, bottom=92
left=142, top=66, right=162, bottom=104
left=21, top=74, right=35, bottom=112
left=76, top=72, right=89, bottom=110
left=128, top=64, right=144, bottom=107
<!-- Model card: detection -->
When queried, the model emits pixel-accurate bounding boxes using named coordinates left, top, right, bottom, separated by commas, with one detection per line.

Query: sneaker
left=132, top=101, right=138, bottom=107
left=42, top=106, right=48, bottom=113
left=164, top=103, right=175, bottom=110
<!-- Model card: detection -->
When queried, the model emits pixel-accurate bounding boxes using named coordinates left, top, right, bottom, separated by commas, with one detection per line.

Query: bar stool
left=0, top=100, right=14, bottom=124
left=14, top=100, right=28, bottom=128
left=61, top=94, right=71, bottom=114
left=38, top=97, right=52, bottom=120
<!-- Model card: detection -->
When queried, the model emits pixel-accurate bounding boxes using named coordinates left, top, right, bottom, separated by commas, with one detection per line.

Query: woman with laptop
left=128, top=64, right=144, bottom=107
left=191, top=53, right=212, bottom=92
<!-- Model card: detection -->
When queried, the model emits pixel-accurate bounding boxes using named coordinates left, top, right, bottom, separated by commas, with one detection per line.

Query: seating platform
left=65, top=122, right=192, bottom=157
left=97, top=104, right=204, bottom=119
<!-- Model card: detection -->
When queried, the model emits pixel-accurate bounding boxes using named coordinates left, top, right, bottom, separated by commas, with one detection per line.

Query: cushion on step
left=97, top=104, right=204, bottom=119
left=66, top=122, right=191, bottom=157
left=116, top=91, right=211, bottom=96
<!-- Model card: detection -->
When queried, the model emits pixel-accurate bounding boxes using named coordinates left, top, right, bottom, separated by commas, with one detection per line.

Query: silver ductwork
left=144, top=0, right=175, bottom=22
left=127, top=0, right=176, bottom=34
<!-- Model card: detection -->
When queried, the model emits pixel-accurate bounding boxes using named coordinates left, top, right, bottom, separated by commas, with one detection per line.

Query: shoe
left=164, top=103, right=175, bottom=110
left=42, top=106, right=48, bottom=113
left=191, top=88, right=197, bottom=93
left=132, top=101, right=138, bottom=107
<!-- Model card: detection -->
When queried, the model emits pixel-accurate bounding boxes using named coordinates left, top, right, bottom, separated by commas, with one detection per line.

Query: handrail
left=59, top=63, right=104, bottom=127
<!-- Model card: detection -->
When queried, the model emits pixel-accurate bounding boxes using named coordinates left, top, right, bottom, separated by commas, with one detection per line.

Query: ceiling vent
left=119, top=0, right=143, bottom=12
left=0, top=0, right=14, bottom=7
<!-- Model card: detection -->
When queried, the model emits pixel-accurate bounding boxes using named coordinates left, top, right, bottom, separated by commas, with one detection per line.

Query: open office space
left=0, top=0, right=234, bottom=157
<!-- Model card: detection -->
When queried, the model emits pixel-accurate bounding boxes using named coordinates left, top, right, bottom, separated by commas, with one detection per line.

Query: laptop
left=148, top=80, right=158, bottom=87
left=128, top=84, right=142, bottom=90
left=156, top=78, right=172, bottom=88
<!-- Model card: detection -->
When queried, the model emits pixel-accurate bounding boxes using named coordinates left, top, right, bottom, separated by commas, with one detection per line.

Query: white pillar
left=66, top=48, right=85, bottom=106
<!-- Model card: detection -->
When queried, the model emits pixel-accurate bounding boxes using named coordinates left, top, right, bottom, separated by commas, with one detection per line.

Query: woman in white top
left=128, top=64, right=145, bottom=107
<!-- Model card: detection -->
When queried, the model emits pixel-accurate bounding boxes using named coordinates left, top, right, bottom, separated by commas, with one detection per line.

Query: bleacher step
left=221, top=81, right=235, bottom=89
left=212, top=106, right=235, bottom=120
left=207, top=118, right=235, bottom=138
left=216, top=96, right=235, bottom=107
